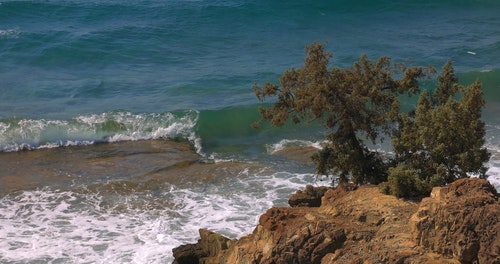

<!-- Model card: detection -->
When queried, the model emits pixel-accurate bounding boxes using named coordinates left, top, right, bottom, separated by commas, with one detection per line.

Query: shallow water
left=0, top=139, right=325, bottom=263
left=0, top=140, right=199, bottom=195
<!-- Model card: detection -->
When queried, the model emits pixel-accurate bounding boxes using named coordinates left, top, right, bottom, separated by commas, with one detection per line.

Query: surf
left=0, top=110, right=200, bottom=152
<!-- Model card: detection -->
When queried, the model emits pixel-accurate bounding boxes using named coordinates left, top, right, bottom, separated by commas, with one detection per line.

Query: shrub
left=386, top=164, right=430, bottom=198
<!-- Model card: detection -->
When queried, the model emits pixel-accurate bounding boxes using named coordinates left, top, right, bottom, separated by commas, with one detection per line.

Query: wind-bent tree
left=392, top=60, right=490, bottom=193
left=253, top=42, right=428, bottom=184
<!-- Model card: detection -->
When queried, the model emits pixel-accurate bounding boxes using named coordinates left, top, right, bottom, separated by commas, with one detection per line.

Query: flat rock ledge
left=172, top=178, right=500, bottom=264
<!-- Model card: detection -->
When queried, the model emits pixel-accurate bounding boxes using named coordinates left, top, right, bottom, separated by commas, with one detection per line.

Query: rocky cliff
left=172, top=178, right=499, bottom=264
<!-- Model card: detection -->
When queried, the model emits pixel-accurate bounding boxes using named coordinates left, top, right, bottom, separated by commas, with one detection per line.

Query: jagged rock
left=222, top=207, right=346, bottom=264
left=172, top=229, right=233, bottom=264
left=410, top=178, right=500, bottom=264
left=172, top=243, right=204, bottom=264
left=172, top=178, right=500, bottom=264
left=198, top=229, right=232, bottom=259
left=288, top=185, right=332, bottom=207
left=318, top=184, right=424, bottom=263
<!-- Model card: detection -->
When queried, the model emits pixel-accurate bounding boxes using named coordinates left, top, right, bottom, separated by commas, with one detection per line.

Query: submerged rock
left=172, top=178, right=500, bottom=264
left=272, top=145, right=318, bottom=165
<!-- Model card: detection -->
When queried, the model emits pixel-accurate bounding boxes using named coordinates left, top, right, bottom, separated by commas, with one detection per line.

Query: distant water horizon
left=1, top=0, right=499, bottom=262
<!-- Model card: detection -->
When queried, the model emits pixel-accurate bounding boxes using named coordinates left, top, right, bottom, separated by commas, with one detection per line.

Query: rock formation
left=172, top=178, right=500, bottom=264
left=411, top=178, right=500, bottom=264
left=288, top=184, right=332, bottom=207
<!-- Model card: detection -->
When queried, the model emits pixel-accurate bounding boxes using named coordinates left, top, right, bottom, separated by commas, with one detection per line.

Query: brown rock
left=172, top=229, right=233, bottom=264
left=172, top=243, right=204, bottom=264
left=272, top=145, right=319, bottom=164
left=173, top=178, right=500, bottom=264
left=288, top=185, right=333, bottom=207
left=224, top=207, right=346, bottom=264
left=410, top=178, right=500, bottom=264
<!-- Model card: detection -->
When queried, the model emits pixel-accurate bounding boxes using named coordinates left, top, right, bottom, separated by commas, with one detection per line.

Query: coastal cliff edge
left=172, top=178, right=499, bottom=264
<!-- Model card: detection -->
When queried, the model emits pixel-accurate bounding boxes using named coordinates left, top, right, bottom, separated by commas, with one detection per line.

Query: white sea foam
left=0, top=111, right=202, bottom=153
left=487, top=166, right=500, bottom=193
left=486, top=146, right=500, bottom=192
left=485, top=124, right=500, bottom=192
left=0, top=29, right=19, bottom=39
left=267, top=138, right=325, bottom=154
left=0, top=168, right=326, bottom=263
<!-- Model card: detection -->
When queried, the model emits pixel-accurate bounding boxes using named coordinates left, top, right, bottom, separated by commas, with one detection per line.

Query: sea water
left=1, top=0, right=499, bottom=263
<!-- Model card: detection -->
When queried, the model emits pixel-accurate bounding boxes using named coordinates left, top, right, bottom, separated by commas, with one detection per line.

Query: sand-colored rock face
left=411, top=178, right=500, bottom=264
left=173, top=179, right=500, bottom=264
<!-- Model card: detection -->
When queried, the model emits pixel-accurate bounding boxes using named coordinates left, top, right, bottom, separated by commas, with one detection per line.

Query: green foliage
left=253, top=42, right=490, bottom=198
left=393, top=60, right=490, bottom=187
left=254, top=42, right=427, bottom=185
left=378, top=181, right=391, bottom=195
left=384, top=164, right=436, bottom=198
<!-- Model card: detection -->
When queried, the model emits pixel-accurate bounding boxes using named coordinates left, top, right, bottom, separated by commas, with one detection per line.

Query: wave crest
left=0, top=29, right=19, bottom=39
left=0, top=111, right=201, bottom=153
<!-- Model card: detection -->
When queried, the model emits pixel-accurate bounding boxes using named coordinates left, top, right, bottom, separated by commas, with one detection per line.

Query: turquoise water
left=1, top=0, right=499, bottom=154
left=1, top=0, right=499, bottom=262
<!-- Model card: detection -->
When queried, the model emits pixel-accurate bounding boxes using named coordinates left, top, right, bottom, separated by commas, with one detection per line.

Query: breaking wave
left=0, top=110, right=200, bottom=153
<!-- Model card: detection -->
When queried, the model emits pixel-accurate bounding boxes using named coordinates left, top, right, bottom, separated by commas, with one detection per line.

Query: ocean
left=1, top=0, right=499, bottom=262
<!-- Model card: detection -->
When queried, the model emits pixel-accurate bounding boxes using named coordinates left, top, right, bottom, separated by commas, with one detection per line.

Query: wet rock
left=172, top=229, right=233, bottom=264
left=288, top=185, right=332, bottom=207
left=272, top=145, right=319, bottom=164
left=172, top=243, right=204, bottom=264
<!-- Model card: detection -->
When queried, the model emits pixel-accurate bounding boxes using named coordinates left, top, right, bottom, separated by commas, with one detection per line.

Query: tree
left=392, top=60, right=490, bottom=191
left=253, top=42, right=428, bottom=184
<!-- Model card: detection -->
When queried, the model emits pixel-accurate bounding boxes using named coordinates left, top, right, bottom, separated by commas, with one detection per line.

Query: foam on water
left=0, top=189, right=178, bottom=263
left=1, top=1, right=499, bottom=262
left=0, top=111, right=201, bottom=153
left=487, top=165, right=500, bottom=192
left=485, top=124, right=500, bottom=192
left=0, top=29, right=19, bottom=39
left=0, top=168, right=326, bottom=263
left=267, top=139, right=324, bottom=154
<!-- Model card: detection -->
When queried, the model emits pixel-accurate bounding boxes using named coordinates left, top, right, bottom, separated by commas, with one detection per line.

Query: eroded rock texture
left=173, top=178, right=500, bottom=264
left=411, top=178, right=500, bottom=264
